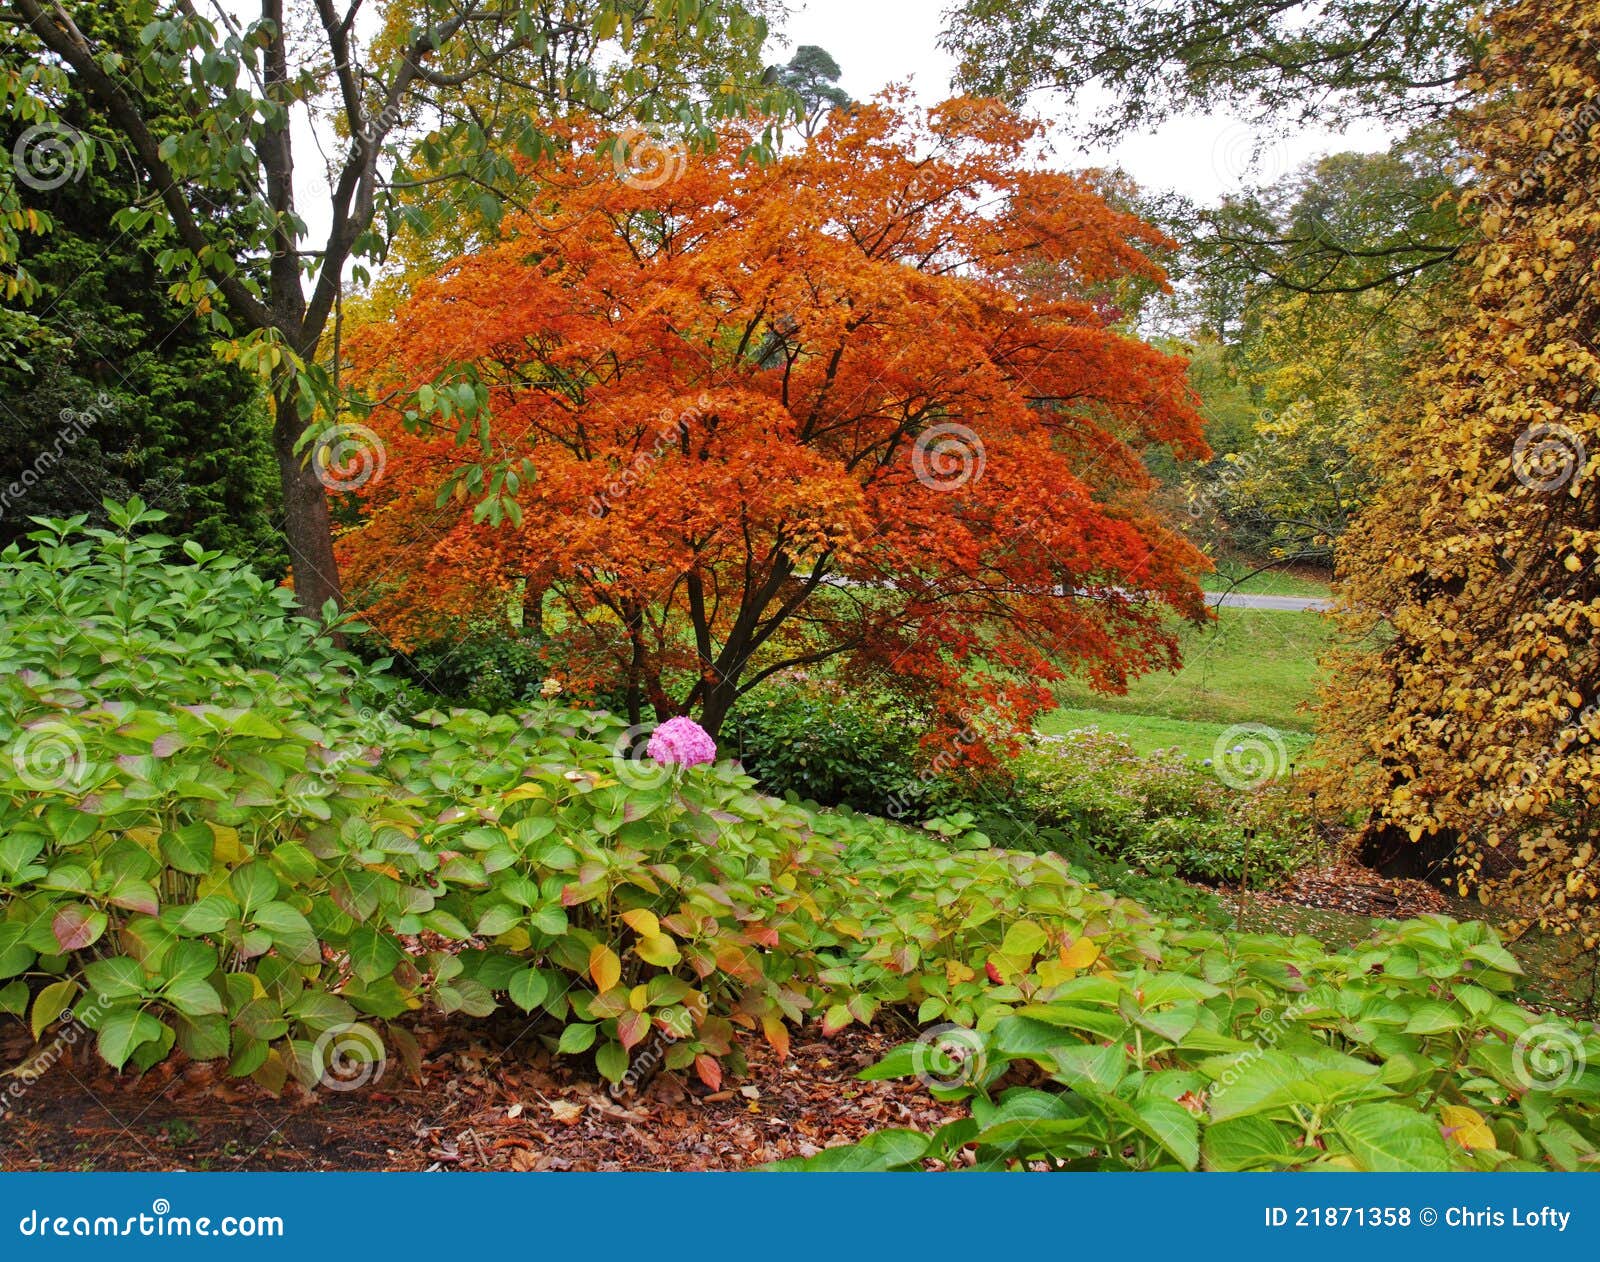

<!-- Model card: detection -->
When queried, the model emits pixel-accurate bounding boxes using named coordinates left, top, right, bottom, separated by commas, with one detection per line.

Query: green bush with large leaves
left=770, top=915, right=1600, bottom=1171
left=0, top=505, right=1157, bottom=1089
left=5, top=506, right=1597, bottom=1174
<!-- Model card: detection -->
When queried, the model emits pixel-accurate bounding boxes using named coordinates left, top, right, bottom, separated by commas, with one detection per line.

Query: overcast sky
left=773, top=0, right=1395, bottom=203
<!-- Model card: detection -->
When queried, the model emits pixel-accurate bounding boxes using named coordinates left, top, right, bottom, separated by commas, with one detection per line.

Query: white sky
left=772, top=0, right=1395, bottom=202
left=288, top=0, right=1396, bottom=283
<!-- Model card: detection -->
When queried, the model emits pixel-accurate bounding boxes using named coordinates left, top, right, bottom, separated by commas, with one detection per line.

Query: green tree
left=1, top=0, right=787, bottom=620
left=941, top=0, right=1482, bottom=137
left=769, top=44, right=851, bottom=136
left=0, top=6, right=279, bottom=558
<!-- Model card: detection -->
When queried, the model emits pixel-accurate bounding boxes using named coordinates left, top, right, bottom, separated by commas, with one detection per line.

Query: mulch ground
left=0, top=858, right=1461, bottom=1172
left=0, top=1012, right=964, bottom=1172
left=1240, top=860, right=1450, bottom=921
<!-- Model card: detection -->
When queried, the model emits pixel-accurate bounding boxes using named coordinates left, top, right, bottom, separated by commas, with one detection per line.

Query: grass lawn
left=1050, top=606, right=1332, bottom=735
left=1038, top=706, right=1318, bottom=764
left=1205, top=557, right=1333, bottom=599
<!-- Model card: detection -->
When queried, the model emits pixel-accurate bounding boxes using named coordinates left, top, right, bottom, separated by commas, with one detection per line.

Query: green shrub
left=359, top=622, right=549, bottom=713
left=9, top=506, right=1598, bottom=1174
left=1009, top=731, right=1312, bottom=888
left=0, top=506, right=1161, bottom=1087
left=729, top=678, right=938, bottom=817
left=771, top=915, right=1600, bottom=1172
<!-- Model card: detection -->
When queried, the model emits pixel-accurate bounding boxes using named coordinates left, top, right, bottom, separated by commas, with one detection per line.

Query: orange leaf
left=588, top=944, right=622, bottom=992
left=694, top=1054, right=722, bottom=1092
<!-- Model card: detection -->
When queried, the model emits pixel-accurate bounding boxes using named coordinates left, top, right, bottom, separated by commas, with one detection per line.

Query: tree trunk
left=1357, top=817, right=1459, bottom=885
left=699, top=678, right=738, bottom=739
left=271, top=375, right=342, bottom=624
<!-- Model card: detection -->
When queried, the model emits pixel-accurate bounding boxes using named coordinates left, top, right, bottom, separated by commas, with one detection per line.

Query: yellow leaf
left=1440, top=1105, right=1496, bottom=1150
left=502, top=783, right=546, bottom=802
left=588, top=944, right=622, bottom=992
left=30, top=979, right=78, bottom=1041
left=210, top=823, right=246, bottom=865
left=620, top=908, right=659, bottom=937
left=1037, top=959, right=1075, bottom=987
left=1059, top=937, right=1099, bottom=969
left=762, top=1014, right=790, bottom=1060
left=944, top=959, right=976, bottom=985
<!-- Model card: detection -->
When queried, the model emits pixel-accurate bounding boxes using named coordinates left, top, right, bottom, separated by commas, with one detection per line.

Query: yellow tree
left=1318, top=0, right=1600, bottom=941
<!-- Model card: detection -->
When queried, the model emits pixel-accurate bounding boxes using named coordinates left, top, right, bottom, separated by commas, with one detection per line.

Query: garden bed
left=0, top=1017, right=961, bottom=1173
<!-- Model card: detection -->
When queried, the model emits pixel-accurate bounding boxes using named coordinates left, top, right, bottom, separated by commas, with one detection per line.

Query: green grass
left=1205, top=558, right=1333, bottom=600
left=1038, top=707, right=1317, bottom=764
left=1051, top=606, right=1331, bottom=734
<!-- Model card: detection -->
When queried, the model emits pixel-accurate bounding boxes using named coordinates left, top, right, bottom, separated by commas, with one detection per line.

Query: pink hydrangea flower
left=647, top=716, right=717, bottom=768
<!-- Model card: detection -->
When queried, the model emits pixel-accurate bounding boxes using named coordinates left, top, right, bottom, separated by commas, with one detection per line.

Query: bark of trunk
left=1357, top=818, right=1460, bottom=884
left=271, top=378, right=342, bottom=624
left=699, top=679, right=738, bottom=739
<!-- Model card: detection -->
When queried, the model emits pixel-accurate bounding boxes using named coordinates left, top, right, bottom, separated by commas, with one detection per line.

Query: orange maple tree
left=338, top=95, right=1211, bottom=745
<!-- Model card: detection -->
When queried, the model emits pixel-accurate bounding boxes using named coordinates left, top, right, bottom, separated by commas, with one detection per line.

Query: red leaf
left=744, top=923, right=781, bottom=949
left=694, top=1053, right=722, bottom=1092
left=52, top=905, right=104, bottom=952
left=617, top=1009, right=651, bottom=1051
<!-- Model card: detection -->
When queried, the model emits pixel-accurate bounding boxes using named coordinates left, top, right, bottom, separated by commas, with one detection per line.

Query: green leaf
left=84, top=956, right=147, bottom=1000
left=97, top=1009, right=166, bottom=1070
left=508, top=968, right=549, bottom=1013
left=160, top=823, right=214, bottom=875
left=164, top=977, right=226, bottom=1018
left=1205, top=1051, right=1307, bottom=1122
left=347, top=926, right=405, bottom=983
left=1050, top=1042, right=1126, bottom=1093
left=251, top=901, right=318, bottom=963
left=30, top=979, right=78, bottom=1040
left=595, top=1040, right=630, bottom=1084
left=1465, top=941, right=1523, bottom=975
left=1335, top=1102, right=1453, bottom=1171
left=229, top=862, right=279, bottom=909
left=0, top=980, right=28, bottom=1016
left=557, top=1022, right=597, bottom=1054
left=999, top=920, right=1047, bottom=958
left=1201, top=1115, right=1299, bottom=1171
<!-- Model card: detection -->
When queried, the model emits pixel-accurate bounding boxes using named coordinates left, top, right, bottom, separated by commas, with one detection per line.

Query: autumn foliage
left=1318, top=0, right=1600, bottom=939
left=339, top=96, right=1210, bottom=744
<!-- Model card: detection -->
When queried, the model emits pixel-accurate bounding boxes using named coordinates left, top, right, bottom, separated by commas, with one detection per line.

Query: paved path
left=1202, top=591, right=1331, bottom=612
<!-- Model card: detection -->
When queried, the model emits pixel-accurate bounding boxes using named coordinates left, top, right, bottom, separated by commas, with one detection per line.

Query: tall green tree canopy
left=941, top=0, right=1482, bottom=137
